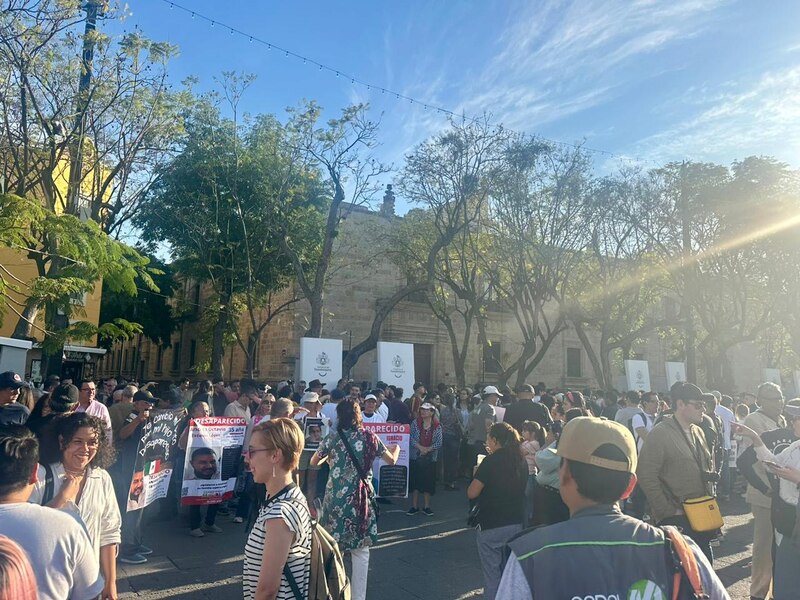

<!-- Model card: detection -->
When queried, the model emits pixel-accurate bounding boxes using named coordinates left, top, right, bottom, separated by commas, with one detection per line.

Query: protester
left=321, top=387, right=346, bottom=430
left=296, top=391, right=326, bottom=513
left=713, top=391, right=735, bottom=501
left=28, top=382, right=80, bottom=463
left=27, top=374, right=60, bottom=424
left=497, top=416, right=730, bottom=600
left=735, top=417, right=800, bottom=600
left=467, top=422, right=527, bottom=600
left=108, top=384, right=137, bottom=441
left=637, top=382, right=717, bottom=561
left=29, top=413, right=121, bottom=599
left=520, top=420, right=545, bottom=527
left=438, top=392, right=463, bottom=491
left=243, top=418, right=312, bottom=600
left=407, top=402, right=443, bottom=516
left=408, top=382, right=426, bottom=420
left=360, top=394, right=384, bottom=423
left=504, top=384, right=552, bottom=434
left=0, top=371, right=28, bottom=426
left=111, top=390, right=157, bottom=564
left=0, top=534, right=38, bottom=600
left=0, top=425, right=104, bottom=600
left=311, top=400, right=399, bottom=600
left=468, top=386, right=500, bottom=466
left=224, top=386, right=252, bottom=420
left=386, top=386, right=412, bottom=424
left=739, top=382, right=785, bottom=600
left=75, top=380, right=113, bottom=442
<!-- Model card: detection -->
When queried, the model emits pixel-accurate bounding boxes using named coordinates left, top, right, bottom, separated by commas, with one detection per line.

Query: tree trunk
left=574, top=321, right=606, bottom=389
left=11, top=299, right=40, bottom=339
left=306, top=294, right=324, bottom=338
left=245, top=330, right=259, bottom=379
left=210, top=291, right=232, bottom=381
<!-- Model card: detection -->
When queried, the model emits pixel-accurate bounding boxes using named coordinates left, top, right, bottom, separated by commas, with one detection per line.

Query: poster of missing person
left=181, top=416, right=247, bottom=506
left=126, top=409, right=182, bottom=512
left=303, top=417, right=328, bottom=452
left=364, top=423, right=410, bottom=498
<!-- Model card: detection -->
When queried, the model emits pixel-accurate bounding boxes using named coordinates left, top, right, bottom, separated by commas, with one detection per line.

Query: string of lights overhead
left=159, top=0, right=652, bottom=164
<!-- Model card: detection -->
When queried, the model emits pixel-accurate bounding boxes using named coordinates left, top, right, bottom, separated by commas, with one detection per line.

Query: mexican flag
left=144, top=459, right=160, bottom=476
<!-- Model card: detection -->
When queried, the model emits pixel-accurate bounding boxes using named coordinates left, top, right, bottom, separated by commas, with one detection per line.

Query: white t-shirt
left=29, top=463, right=121, bottom=560
left=377, top=402, right=389, bottom=421
left=715, top=405, right=734, bottom=450
left=224, top=401, right=251, bottom=420
left=76, top=400, right=113, bottom=443
left=320, top=402, right=338, bottom=431
left=631, top=412, right=656, bottom=452
left=361, top=412, right=385, bottom=424
left=243, top=486, right=311, bottom=600
left=0, top=502, right=104, bottom=600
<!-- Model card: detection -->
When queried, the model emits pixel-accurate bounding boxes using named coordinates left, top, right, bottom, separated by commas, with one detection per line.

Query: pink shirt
left=521, top=440, right=540, bottom=475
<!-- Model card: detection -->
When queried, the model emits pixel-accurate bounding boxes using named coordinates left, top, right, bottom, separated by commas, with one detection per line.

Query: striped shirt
left=243, top=486, right=311, bottom=600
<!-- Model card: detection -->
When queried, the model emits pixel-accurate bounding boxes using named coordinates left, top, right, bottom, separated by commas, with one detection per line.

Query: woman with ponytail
left=467, top=422, right=527, bottom=599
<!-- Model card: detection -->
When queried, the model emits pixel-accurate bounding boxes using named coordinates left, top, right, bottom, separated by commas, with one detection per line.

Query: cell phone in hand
left=762, top=460, right=781, bottom=470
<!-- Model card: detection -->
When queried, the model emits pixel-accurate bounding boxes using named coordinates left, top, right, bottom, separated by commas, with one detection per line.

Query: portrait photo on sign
left=303, top=417, right=327, bottom=452
left=127, top=470, right=146, bottom=511
left=184, top=445, right=222, bottom=481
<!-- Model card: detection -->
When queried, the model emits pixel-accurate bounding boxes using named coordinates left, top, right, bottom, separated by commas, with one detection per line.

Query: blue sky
left=114, top=0, right=800, bottom=206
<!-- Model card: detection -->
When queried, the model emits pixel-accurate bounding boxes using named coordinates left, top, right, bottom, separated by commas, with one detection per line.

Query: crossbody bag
left=338, top=429, right=380, bottom=520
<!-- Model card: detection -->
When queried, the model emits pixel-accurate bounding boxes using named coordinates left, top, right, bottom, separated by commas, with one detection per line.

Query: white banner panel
left=794, top=371, right=800, bottom=396
left=762, top=368, right=782, bottom=386
left=297, top=337, right=342, bottom=386
left=625, top=360, right=651, bottom=392
left=376, top=341, right=415, bottom=394
left=665, top=362, right=687, bottom=390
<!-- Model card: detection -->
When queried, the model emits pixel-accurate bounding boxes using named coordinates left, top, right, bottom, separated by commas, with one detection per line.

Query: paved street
left=119, top=487, right=755, bottom=599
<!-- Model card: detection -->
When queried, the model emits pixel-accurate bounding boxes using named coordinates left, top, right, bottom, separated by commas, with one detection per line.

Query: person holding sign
left=311, top=400, right=400, bottom=600
left=407, top=402, right=442, bottom=516
left=28, top=413, right=121, bottom=600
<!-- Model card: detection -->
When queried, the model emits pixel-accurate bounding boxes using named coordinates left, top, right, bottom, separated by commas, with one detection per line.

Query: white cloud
left=630, top=66, right=800, bottom=166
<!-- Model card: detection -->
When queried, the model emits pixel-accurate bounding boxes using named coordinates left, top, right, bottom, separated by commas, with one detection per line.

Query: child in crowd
left=520, top=420, right=546, bottom=527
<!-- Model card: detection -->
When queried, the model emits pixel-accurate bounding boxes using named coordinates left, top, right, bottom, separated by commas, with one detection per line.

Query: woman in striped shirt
left=243, top=418, right=311, bottom=600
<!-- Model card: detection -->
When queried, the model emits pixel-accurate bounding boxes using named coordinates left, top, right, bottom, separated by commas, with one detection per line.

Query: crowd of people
left=0, top=366, right=798, bottom=599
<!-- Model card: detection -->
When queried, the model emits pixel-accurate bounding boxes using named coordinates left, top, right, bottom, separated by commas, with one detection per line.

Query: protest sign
left=302, top=416, right=328, bottom=452
left=365, top=423, right=410, bottom=498
left=126, top=409, right=182, bottom=512
left=763, top=368, right=782, bottom=386
left=181, top=416, right=247, bottom=506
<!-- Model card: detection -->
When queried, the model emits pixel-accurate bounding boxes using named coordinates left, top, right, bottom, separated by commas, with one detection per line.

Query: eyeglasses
left=247, top=446, right=274, bottom=455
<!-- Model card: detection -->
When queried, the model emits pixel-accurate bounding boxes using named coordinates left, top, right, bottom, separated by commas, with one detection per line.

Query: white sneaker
left=202, top=524, right=223, bottom=533
left=189, top=528, right=205, bottom=537
left=232, top=516, right=244, bottom=524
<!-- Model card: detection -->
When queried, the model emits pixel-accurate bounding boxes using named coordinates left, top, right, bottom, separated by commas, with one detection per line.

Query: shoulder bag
left=338, top=429, right=380, bottom=520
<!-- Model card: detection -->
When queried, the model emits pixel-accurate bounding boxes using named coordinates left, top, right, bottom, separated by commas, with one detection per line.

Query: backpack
left=626, top=410, right=647, bottom=439
left=662, top=526, right=708, bottom=600
left=284, top=502, right=351, bottom=600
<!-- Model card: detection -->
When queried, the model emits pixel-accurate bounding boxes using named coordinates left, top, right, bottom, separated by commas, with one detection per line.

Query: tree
left=484, top=138, right=592, bottom=388
left=137, top=92, right=318, bottom=379
left=0, top=1, right=190, bottom=343
left=392, top=120, right=513, bottom=386
left=278, top=102, right=388, bottom=338
left=566, top=171, right=676, bottom=389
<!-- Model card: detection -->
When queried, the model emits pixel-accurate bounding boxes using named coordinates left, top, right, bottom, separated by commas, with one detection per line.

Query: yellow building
left=0, top=150, right=107, bottom=383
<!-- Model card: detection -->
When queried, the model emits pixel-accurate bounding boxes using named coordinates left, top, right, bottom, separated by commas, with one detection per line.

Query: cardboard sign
left=302, top=416, right=329, bottom=452
left=625, top=360, right=651, bottom=392
left=126, top=410, right=182, bottom=512
left=365, top=423, right=410, bottom=498
left=376, top=341, right=415, bottom=394
left=181, top=416, right=247, bottom=506
left=297, top=337, right=343, bottom=386
left=665, top=362, right=687, bottom=389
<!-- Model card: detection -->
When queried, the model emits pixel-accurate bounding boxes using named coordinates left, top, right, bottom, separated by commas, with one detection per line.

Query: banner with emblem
left=376, top=341, right=415, bottom=394
left=624, top=359, right=651, bottom=392
left=297, top=337, right=343, bottom=387
left=665, top=362, right=686, bottom=389
left=762, top=368, right=782, bottom=386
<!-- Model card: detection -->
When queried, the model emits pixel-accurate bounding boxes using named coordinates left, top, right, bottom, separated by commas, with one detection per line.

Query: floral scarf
left=342, top=428, right=380, bottom=538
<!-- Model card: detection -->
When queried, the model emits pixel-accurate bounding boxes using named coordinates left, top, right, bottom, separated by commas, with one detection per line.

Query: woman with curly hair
left=28, top=413, right=121, bottom=600
left=311, top=400, right=399, bottom=600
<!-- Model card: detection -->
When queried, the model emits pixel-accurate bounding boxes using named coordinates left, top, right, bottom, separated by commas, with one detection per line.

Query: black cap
left=133, top=390, right=157, bottom=404
left=306, top=379, right=325, bottom=391
left=670, top=382, right=703, bottom=402
left=49, top=384, right=79, bottom=414
left=331, top=388, right=347, bottom=401
left=0, top=371, right=23, bottom=389
left=516, top=384, right=535, bottom=394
